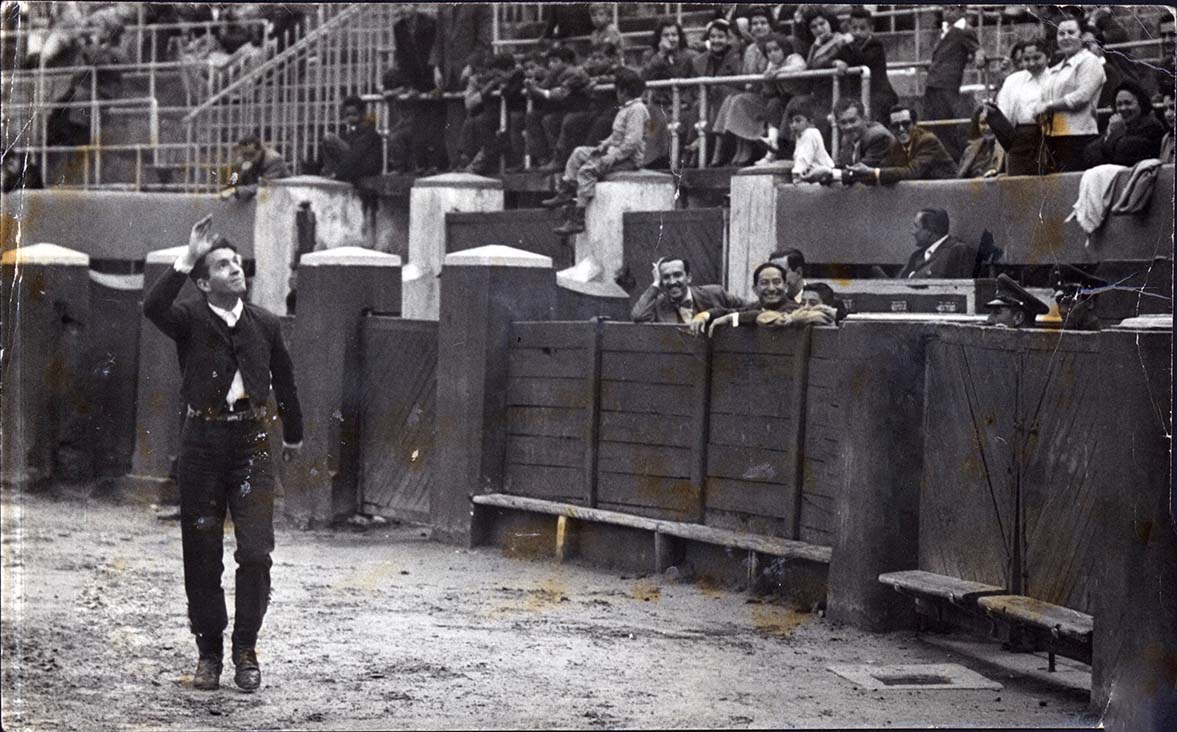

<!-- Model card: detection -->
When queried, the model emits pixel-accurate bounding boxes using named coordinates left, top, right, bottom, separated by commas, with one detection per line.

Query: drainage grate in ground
left=827, top=663, right=1003, bottom=691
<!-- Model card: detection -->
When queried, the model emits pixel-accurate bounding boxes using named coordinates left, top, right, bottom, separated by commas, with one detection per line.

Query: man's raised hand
left=651, top=257, right=665, bottom=289
left=184, top=214, right=215, bottom=269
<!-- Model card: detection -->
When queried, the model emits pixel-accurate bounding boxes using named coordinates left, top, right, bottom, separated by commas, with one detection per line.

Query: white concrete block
left=444, top=244, right=551, bottom=269
left=0, top=242, right=90, bottom=267
left=728, top=167, right=790, bottom=301
left=570, top=170, right=676, bottom=288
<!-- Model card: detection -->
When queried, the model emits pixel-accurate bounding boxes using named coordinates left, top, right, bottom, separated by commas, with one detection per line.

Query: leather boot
left=232, top=646, right=262, bottom=692
left=193, top=654, right=222, bottom=691
left=540, top=180, right=576, bottom=209
left=553, top=205, right=586, bottom=235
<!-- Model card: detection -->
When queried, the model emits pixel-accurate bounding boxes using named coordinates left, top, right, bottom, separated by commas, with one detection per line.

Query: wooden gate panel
left=503, top=321, right=595, bottom=503
left=358, top=318, right=437, bottom=522
left=920, top=341, right=1019, bottom=588
left=1018, top=340, right=1103, bottom=613
left=622, top=209, right=726, bottom=302
left=799, top=329, right=847, bottom=546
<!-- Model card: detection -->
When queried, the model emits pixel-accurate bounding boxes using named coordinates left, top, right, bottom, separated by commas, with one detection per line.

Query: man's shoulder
left=865, top=123, right=895, bottom=144
left=243, top=301, right=284, bottom=329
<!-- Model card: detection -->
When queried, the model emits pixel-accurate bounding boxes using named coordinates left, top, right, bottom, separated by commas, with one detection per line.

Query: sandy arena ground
left=2, top=486, right=1099, bottom=730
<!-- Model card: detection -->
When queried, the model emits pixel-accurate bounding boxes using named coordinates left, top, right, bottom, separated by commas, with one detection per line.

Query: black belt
left=187, top=401, right=267, bottom=423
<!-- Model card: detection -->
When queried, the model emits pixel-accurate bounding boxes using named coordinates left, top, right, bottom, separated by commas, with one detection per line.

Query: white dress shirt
left=206, top=298, right=248, bottom=407
left=996, top=68, right=1045, bottom=125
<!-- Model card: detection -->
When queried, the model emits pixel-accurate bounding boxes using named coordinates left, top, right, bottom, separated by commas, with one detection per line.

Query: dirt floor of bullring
left=2, top=485, right=1098, bottom=730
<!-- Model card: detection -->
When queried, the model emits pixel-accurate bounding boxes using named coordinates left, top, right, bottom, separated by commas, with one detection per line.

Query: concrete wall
left=1, top=190, right=257, bottom=261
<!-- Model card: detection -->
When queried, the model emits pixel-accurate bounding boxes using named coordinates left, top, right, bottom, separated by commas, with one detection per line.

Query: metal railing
left=182, top=4, right=395, bottom=191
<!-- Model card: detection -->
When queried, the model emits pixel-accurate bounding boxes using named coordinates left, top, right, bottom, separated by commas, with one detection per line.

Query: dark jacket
left=690, top=46, right=742, bottom=123
left=875, top=126, right=958, bottom=184
left=1084, top=114, right=1166, bottom=168
left=925, top=26, right=980, bottom=91
left=836, top=122, right=895, bottom=167
left=143, top=268, right=303, bottom=443
left=429, top=4, right=493, bottom=90
left=897, top=235, right=976, bottom=279
left=641, top=47, right=697, bottom=106
left=837, top=35, right=899, bottom=119
left=334, top=122, right=383, bottom=182
left=631, top=284, right=748, bottom=323
left=393, top=10, right=437, bottom=92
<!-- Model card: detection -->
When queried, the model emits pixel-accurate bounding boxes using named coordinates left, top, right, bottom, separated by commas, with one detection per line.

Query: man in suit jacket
left=429, top=3, right=493, bottom=92
left=897, top=208, right=977, bottom=279
left=850, top=106, right=957, bottom=185
left=631, top=256, right=748, bottom=323
left=320, top=95, right=384, bottom=184
left=144, top=215, right=303, bottom=693
left=802, top=97, right=894, bottom=183
left=923, top=6, right=984, bottom=156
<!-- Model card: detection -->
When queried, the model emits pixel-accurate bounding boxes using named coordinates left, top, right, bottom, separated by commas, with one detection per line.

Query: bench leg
left=1048, top=649, right=1056, bottom=672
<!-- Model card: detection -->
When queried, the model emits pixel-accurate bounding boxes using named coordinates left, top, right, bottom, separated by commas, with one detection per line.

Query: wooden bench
left=878, top=570, right=1094, bottom=669
left=977, top=595, right=1094, bottom=668
left=472, top=493, right=831, bottom=579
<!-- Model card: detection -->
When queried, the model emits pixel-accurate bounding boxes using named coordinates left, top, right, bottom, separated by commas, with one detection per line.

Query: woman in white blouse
left=1033, top=17, right=1107, bottom=173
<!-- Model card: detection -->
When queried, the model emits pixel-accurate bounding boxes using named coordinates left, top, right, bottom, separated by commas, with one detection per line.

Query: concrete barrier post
left=556, top=171, right=676, bottom=313
left=127, top=246, right=196, bottom=498
left=286, top=247, right=403, bottom=525
left=403, top=173, right=504, bottom=321
left=433, top=245, right=556, bottom=544
left=1, top=244, right=91, bottom=486
left=728, top=166, right=790, bottom=301
left=252, top=177, right=371, bottom=315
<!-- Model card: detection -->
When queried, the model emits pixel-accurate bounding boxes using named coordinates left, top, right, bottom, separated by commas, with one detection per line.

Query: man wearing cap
left=1052, top=264, right=1106, bottom=330
left=985, top=273, right=1049, bottom=328
left=144, top=215, right=303, bottom=693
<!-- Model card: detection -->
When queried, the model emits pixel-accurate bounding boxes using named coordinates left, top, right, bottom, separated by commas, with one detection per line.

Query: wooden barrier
left=356, top=317, right=437, bottom=524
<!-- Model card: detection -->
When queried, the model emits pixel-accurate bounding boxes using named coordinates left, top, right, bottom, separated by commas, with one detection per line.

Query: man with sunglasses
left=847, top=106, right=957, bottom=185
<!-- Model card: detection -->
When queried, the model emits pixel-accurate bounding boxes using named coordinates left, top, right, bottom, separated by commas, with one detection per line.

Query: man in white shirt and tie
left=897, top=208, right=976, bottom=279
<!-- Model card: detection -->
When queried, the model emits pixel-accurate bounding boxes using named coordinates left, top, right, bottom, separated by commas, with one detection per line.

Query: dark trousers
left=923, top=86, right=964, bottom=157
left=178, top=416, right=275, bottom=656
left=1044, top=134, right=1098, bottom=174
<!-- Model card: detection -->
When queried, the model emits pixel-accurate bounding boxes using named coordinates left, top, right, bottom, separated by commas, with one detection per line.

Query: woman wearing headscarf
left=1083, top=81, right=1165, bottom=167
left=711, top=7, right=790, bottom=166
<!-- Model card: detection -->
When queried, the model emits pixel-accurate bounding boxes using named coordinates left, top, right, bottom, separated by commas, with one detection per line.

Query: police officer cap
left=988, top=273, right=1049, bottom=316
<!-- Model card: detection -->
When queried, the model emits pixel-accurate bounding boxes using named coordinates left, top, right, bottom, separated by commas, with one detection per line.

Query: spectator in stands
left=1154, top=14, right=1176, bottom=100
left=768, top=247, right=807, bottom=305
left=319, top=96, right=383, bottom=184
left=897, top=208, right=976, bottom=279
left=776, top=96, right=833, bottom=175
left=641, top=20, right=696, bottom=168
left=384, top=5, right=444, bottom=174
left=580, top=43, right=625, bottom=151
left=693, top=261, right=836, bottom=335
left=223, top=133, right=289, bottom=201
left=958, top=105, right=1004, bottom=178
left=541, top=3, right=595, bottom=45
left=713, top=6, right=783, bottom=166
left=839, top=7, right=899, bottom=123
left=923, top=5, right=985, bottom=158
left=589, top=3, right=624, bottom=49
left=541, top=68, right=649, bottom=236
left=985, top=36, right=1049, bottom=176
left=431, top=4, right=492, bottom=92
left=801, top=282, right=848, bottom=323
left=1036, top=16, right=1106, bottom=173
left=754, top=35, right=810, bottom=164
left=857, top=105, right=958, bottom=184
left=1, top=150, right=44, bottom=194
left=463, top=53, right=527, bottom=175
left=525, top=46, right=592, bottom=170
left=46, top=21, right=128, bottom=148
left=1084, top=81, right=1166, bottom=167
left=797, top=5, right=851, bottom=143
left=802, top=97, right=894, bottom=184
left=631, top=256, right=747, bottom=324
left=691, top=19, right=743, bottom=166
left=1160, top=92, right=1176, bottom=162
left=1080, top=28, right=1122, bottom=112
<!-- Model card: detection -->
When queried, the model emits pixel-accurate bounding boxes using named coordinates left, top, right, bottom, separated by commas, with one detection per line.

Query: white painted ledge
left=1, top=242, right=89, bottom=266
left=444, top=245, right=552, bottom=269
left=299, top=246, right=402, bottom=268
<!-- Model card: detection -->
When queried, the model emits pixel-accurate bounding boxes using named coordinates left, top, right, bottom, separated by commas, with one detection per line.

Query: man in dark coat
left=385, top=5, right=445, bottom=173
left=429, top=3, right=493, bottom=92
left=840, top=7, right=899, bottom=121
left=897, top=208, right=976, bottom=279
left=922, top=5, right=984, bottom=156
left=320, top=96, right=383, bottom=184
left=631, top=256, right=748, bottom=323
left=143, top=215, right=303, bottom=693
left=851, top=106, right=957, bottom=185
left=802, top=97, right=894, bottom=183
